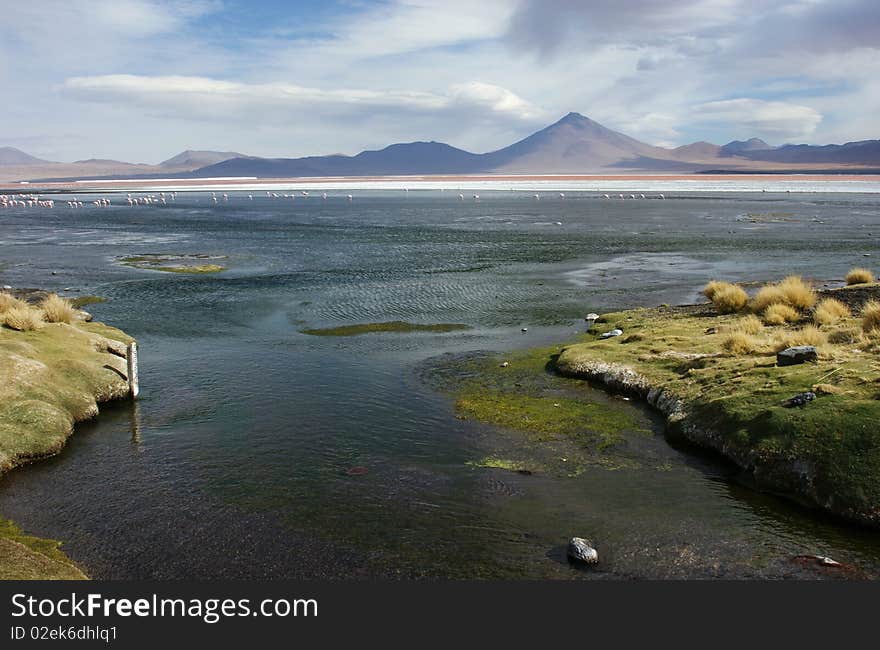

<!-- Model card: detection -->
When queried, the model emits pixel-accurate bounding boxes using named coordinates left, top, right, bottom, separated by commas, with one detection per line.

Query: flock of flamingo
left=1, top=190, right=666, bottom=209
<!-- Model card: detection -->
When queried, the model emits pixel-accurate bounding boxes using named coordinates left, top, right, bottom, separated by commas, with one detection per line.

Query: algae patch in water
left=120, top=254, right=227, bottom=274
left=302, top=321, right=470, bottom=336
left=70, top=295, right=106, bottom=309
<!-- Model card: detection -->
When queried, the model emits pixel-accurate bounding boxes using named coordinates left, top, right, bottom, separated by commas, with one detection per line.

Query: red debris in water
left=346, top=466, right=368, bottom=476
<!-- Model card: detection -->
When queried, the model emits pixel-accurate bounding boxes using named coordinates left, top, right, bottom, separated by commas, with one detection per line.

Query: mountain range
left=3, top=113, right=879, bottom=182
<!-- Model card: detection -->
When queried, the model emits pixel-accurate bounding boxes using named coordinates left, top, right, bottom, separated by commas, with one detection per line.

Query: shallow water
left=1, top=189, right=879, bottom=579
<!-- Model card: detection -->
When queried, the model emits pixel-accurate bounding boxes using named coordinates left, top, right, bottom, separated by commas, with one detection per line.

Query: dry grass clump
left=772, top=325, right=828, bottom=352
left=721, top=331, right=760, bottom=355
left=813, top=298, right=852, bottom=327
left=762, top=303, right=799, bottom=326
left=3, top=305, right=44, bottom=331
left=861, top=300, right=880, bottom=333
left=735, top=314, right=764, bottom=335
left=752, top=276, right=816, bottom=312
left=702, top=280, right=727, bottom=301
left=752, top=285, right=786, bottom=312
left=828, top=327, right=861, bottom=345
left=40, top=293, right=76, bottom=324
left=0, top=293, right=29, bottom=314
left=709, top=283, right=749, bottom=314
left=777, top=275, right=817, bottom=310
left=846, top=267, right=875, bottom=285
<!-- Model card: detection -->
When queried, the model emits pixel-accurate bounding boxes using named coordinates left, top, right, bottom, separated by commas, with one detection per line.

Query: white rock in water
left=599, top=328, right=623, bottom=339
left=585, top=313, right=599, bottom=321
left=521, top=327, right=528, bottom=332
left=567, top=537, right=598, bottom=565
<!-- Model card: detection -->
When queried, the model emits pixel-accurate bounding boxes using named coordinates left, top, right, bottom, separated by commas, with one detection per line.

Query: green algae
left=120, top=254, right=227, bottom=274
left=70, top=295, right=106, bottom=309
left=302, top=321, right=470, bottom=336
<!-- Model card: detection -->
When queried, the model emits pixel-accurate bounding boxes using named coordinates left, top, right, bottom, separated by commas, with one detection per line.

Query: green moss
left=0, top=517, right=87, bottom=580
left=69, top=295, right=106, bottom=309
left=119, top=254, right=226, bottom=274
left=466, top=457, right=537, bottom=472
left=302, top=321, right=470, bottom=336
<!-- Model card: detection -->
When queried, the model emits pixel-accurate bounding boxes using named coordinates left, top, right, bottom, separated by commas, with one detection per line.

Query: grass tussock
left=763, top=303, right=800, bottom=326
left=734, top=314, right=764, bottom=335
left=709, top=283, right=749, bottom=314
left=752, top=276, right=817, bottom=312
left=773, top=324, right=828, bottom=352
left=702, top=280, right=727, bottom=301
left=862, top=300, right=880, bottom=333
left=40, top=294, right=77, bottom=324
left=846, top=267, right=875, bottom=285
left=3, top=306, right=44, bottom=331
left=777, top=275, right=817, bottom=310
left=721, top=331, right=760, bottom=355
left=0, top=293, right=29, bottom=314
left=813, top=298, right=851, bottom=327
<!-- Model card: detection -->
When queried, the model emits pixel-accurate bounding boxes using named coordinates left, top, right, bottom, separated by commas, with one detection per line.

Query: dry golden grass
left=710, top=284, right=749, bottom=314
left=0, top=293, right=28, bottom=314
left=702, top=280, right=727, bottom=301
left=40, top=294, right=76, bottom=324
left=846, top=267, right=875, bottom=285
left=752, top=285, right=786, bottom=312
left=862, top=300, right=880, bottom=333
left=828, top=327, right=861, bottom=345
left=752, top=276, right=816, bottom=312
left=735, top=314, right=764, bottom=335
left=772, top=324, right=828, bottom=352
left=813, top=298, right=851, bottom=326
left=3, top=306, right=44, bottom=331
left=777, top=275, right=817, bottom=310
left=762, top=303, right=799, bottom=326
left=721, top=331, right=760, bottom=355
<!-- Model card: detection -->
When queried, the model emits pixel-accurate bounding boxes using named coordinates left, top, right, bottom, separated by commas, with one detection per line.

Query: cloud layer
left=0, top=0, right=876, bottom=162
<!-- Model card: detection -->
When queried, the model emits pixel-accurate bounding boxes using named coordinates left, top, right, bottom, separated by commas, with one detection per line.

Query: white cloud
left=62, top=74, right=546, bottom=125
left=693, top=98, right=822, bottom=140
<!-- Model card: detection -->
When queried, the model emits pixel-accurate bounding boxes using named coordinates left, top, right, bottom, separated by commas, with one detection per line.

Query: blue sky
left=0, top=0, right=877, bottom=163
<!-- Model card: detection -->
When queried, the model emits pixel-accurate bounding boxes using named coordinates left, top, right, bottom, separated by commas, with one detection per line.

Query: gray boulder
left=599, top=328, right=623, bottom=339
left=777, top=345, right=818, bottom=366
left=567, top=537, right=599, bottom=565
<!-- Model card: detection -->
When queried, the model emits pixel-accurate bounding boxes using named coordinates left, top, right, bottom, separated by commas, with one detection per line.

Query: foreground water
left=1, top=188, right=879, bottom=578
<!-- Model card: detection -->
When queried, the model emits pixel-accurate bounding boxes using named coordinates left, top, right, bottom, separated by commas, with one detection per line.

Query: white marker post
left=126, top=341, right=140, bottom=399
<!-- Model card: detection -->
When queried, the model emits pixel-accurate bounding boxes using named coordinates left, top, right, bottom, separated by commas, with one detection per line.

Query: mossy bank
left=554, top=284, right=880, bottom=528
left=0, top=289, right=134, bottom=579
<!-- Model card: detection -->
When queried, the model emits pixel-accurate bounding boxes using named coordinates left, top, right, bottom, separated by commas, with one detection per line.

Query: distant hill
left=193, top=141, right=485, bottom=178
left=740, top=140, right=880, bottom=165
left=720, top=138, right=775, bottom=156
left=8, top=113, right=880, bottom=182
left=483, top=112, right=675, bottom=172
left=0, top=146, right=50, bottom=165
left=160, top=150, right=245, bottom=169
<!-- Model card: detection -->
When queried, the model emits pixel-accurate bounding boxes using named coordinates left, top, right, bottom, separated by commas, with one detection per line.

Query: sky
left=0, top=0, right=877, bottom=163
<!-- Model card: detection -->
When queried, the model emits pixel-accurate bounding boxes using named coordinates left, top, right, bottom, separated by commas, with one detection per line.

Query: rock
left=782, top=392, right=816, bottom=408
left=521, top=327, right=528, bottom=332
left=585, top=313, right=599, bottom=321
left=599, top=328, right=623, bottom=339
left=567, top=537, right=598, bottom=565
left=777, top=345, right=818, bottom=366
left=500, top=361, right=509, bottom=368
